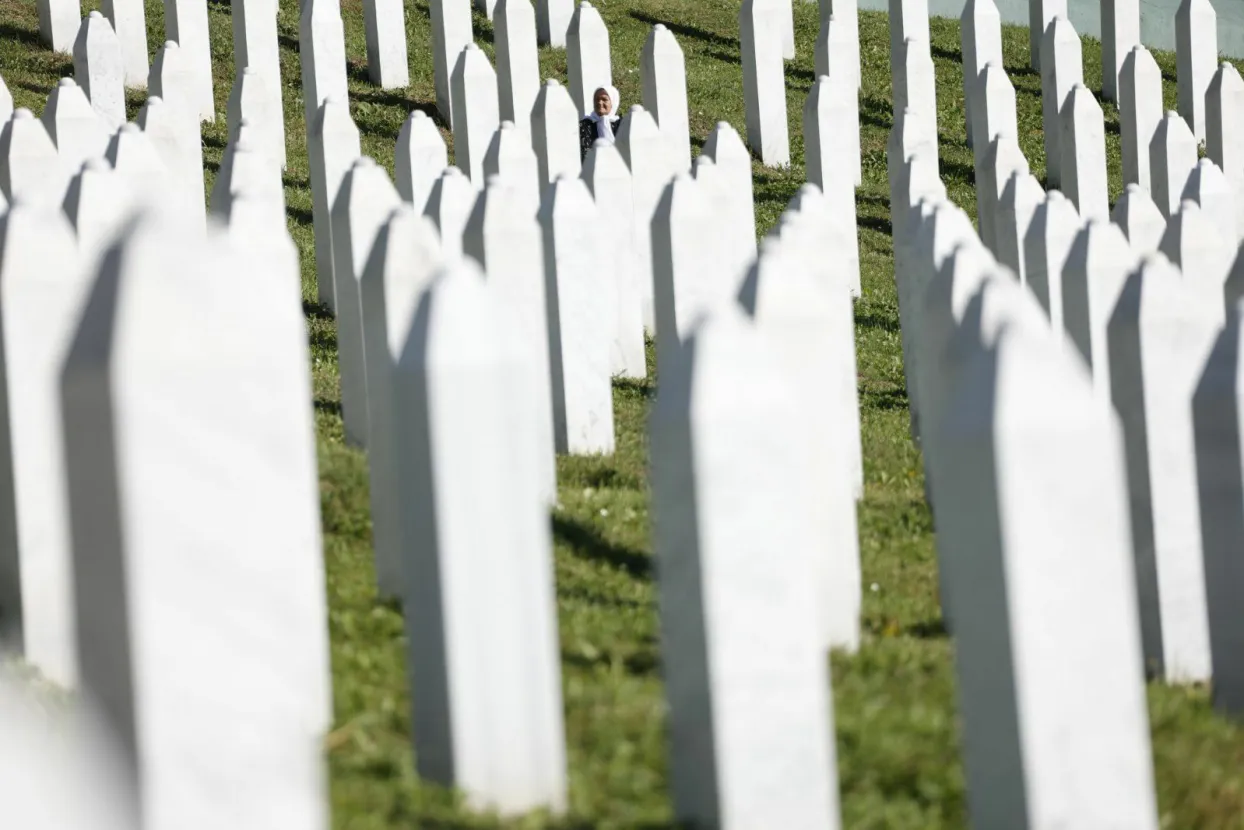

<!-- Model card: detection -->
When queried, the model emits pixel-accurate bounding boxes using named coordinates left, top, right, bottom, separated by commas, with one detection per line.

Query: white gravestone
left=1101, top=0, right=1139, bottom=102
left=1151, top=110, right=1199, bottom=218
left=566, top=2, right=611, bottom=117
left=1119, top=45, right=1163, bottom=192
left=813, top=15, right=862, bottom=186
left=224, top=185, right=301, bottom=298
left=363, top=0, right=409, bottom=89
left=148, top=40, right=196, bottom=118
left=299, top=0, right=348, bottom=137
left=1108, top=255, right=1218, bottom=683
left=64, top=158, right=136, bottom=273
left=738, top=240, right=862, bottom=652
left=209, top=124, right=282, bottom=224
left=643, top=24, right=693, bottom=174
left=583, top=140, right=647, bottom=380
left=360, top=206, right=444, bottom=599
left=232, top=0, right=282, bottom=112
left=651, top=304, right=842, bottom=830
left=1176, top=0, right=1217, bottom=143
left=424, top=166, right=475, bottom=263
left=226, top=67, right=286, bottom=170
left=43, top=79, right=109, bottom=173
left=309, top=98, right=362, bottom=311
left=1023, top=189, right=1081, bottom=337
left=618, top=105, right=671, bottom=333
left=463, top=176, right=557, bottom=501
left=1206, top=62, right=1244, bottom=241
left=476, top=0, right=497, bottom=18
left=777, top=0, right=796, bottom=59
left=979, top=135, right=1028, bottom=256
left=1160, top=199, right=1235, bottom=288
left=803, top=74, right=854, bottom=202
left=163, top=0, right=214, bottom=122
left=430, top=0, right=474, bottom=127
left=1060, top=84, right=1109, bottom=222
left=1182, top=158, right=1237, bottom=244
left=1112, top=183, right=1167, bottom=256
left=974, top=62, right=1017, bottom=169
left=961, top=0, right=1002, bottom=152
left=391, top=261, right=568, bottom=816
left=1040, top=16, right=1082, bottom=189
left=102, top=0, right=148, bottom=89
left=893, top=39, right=940, bottom=174
left=886, top=110, right=937, bottom=288
left=138, top=97, right=205, bottom=228
left=451, top=45, right=501, bottom=188
left=702, top=122, right=758, bottom=288
left=740, top=0, right=791, bottom=168
left=0, top=110, right=69, bottom=209
left=0, top=76, right=11, bottom=123
left=64, top=211, right=333, bottom=823
left=1028, top=0, right=1066, bottom=70
left=107, top=123, right=171, bottom=213
left=889, top=0, right=930, bottom=76
left=537, top=0, right=573, bottom=46
left=822, top=0, right=860, bottom=91
left=332, top=157, right=401, bottom=448
left=531, top=80, right=582, bottom=196
left=495, top=0, right=541, bottom=125
left=38, top=0, right=81, bottom=54
left=935, top=318, right=1158, bottom=830
left=484, top=121, right=541, bottom=215
left=1061, top=218, right=1136, bottom=399
left=538, top=176, right=615, bottom=454
left=74, top=12, right=127, bottom=133
left=0, top=200, right=83, bottom=690
left=394, top=110, right=447, bottom=213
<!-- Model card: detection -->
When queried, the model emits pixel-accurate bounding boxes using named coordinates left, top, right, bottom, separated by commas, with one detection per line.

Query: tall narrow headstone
left=102, top=0, right=148, bottom=89
left=451, top=45, right=501, bottom=187
left=530, top=80, right=582, bottom=196
left=642, top=25, right=692, bottom=175
left=1061, top=218, right=1136, bottom=399
left=38, top=0, right=81, bottom=54
left=823, top=0, right=860, bottom=91
left=226, top=67, right=286, bottom=169
left=1151, top=110, right=1199, bottom=218
left=978, top=135, right=1029, bottom=255
left=107, top=124, right=171, bottom=213
left=392, top=261, right=568, bottom=816
left=209, top=124, right=282, bottom=224
left=973, top=59, right=1016, bottom=167
left=495, top=0, right=541, bottom=125
left=1120, top=45, right=1163, bottom=192
left=803, top=74, right=854, bottom=196
left=430, top=0, right=473, bottom=128
left=1160, top=199, right=1235, bottom=287
left=63, top=158, right=136, bottom=272
left=893, top=39, right=939, bottom=174
left=1028, top=0, right=1067, bottom=70
left=1183, top=158, right=1237, bottom=243
left=538, top=176, right=615, bottom=454
left=702, top=122, right=758, bottom=287
left=0, top=111, right=69, bottom=209
left=1176, top=0, right=1217, bottom=143
left=1112, top=183, right=1167, bottom=255
left=1040, top=16, right=1083, bottom=189
left=740, top=0, right=791, bottom=168
left=1206, top=62, right=1244, bottom=240
left=232, top=0, right=282, bottom=104
left=73, top=12, right=127, bottom=133
left=536, top=0, right=572, bottom=47
left=332, top=157, right=401, bottom=448
left=566, top=2, right=611, bottom=117
left=309, top=98, right=362, bottom=311
left=484, top=121, right=541, bottom=215
left=423, top=166, right=476, bottom=263
left=888, top=0, right=930, bottom=74
left=363, top=0, right=409, bottom=89
left=583, top=141, right=646, bottom=380
left=394, top=110, right=447, bottom=213
left=299, top=0, right=348, bottom=137
left=960, top=0, right=1003, bottom=152
left=0, top=77, right=12, bottom=124
left=1101, top=0, right=1139, bottom=102
left=651, top=305, right=842, bottom=830
left=1023, top=189, right=1081, bottom=335
left=996, top=171, right=1042, bottom=284
left=1109, top=256, right=1218, bottom=682
left=1061, top=84, right=1109, bottom=221
left=137, top=96, right=205, bottom=228
left=777, top=0, right=796, bottom=59
left=617, top=105, right=670, bottom=332
left=163, top=0, right=215, bottom=121
left=812, top=14, right=861, bottom=187
left=42, top=79, right=109, bottom=172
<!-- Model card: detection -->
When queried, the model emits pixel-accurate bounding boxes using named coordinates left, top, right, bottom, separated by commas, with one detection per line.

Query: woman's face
left=594, top=90, right=611, bottom=116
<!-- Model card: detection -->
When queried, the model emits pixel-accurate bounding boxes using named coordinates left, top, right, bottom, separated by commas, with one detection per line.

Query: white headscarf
left=587, top=85, right=620, bottom=144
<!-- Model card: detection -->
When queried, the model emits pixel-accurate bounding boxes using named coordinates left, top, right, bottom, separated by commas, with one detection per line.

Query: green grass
left=2, top=0, right=1244, bottom=826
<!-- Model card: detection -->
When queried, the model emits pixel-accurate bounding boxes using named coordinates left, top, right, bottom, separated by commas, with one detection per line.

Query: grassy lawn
left=2, top=0, right=1244, bottom=826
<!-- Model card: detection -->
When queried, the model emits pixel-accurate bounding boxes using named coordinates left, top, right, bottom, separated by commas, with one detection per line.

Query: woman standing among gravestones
left=579, top=85, right=622, bottom=160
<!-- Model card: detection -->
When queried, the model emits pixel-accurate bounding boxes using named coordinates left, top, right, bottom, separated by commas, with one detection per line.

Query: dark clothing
left=580, top=116, right=623, bottom=160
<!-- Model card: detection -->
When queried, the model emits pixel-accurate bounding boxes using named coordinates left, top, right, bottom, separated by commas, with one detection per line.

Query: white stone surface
left=566, top=2, right=611, bottom=116
left=424, top=166, right=475, bottom=263
left=227, top=67, right=286, bottom=170
left=960, top=0, right=1002, bottom=152
left=1119, top=45, right=1163, bottom=192
left=1028, top=0, right=1066, bottom=69
left=813, top=15, right=862, bottom=183
left=73, top=12, right=127, bottom=132
left=363, top=0, right=409, bottom=89
left=0, top=76, right=11, bottom=124
left=332, top=157, right=401, bottom=448
left=209, top=123, right=283, bottom=223
left=740, top=0, right=791, bottom=168
left=430, top=0, right=474, bottom=127
left=893, top=39, right=940, bottom=174
left=538, top=176, right=615, bottom=454
left=803, top=74, right=853, bottom=199
left=42, top=78, right=109, bottom=172
left=1023, top=189, right=1082, bottom=336
left=102, top=0, right=148, bottom=88
left=1206, top=62, right=1244, bottom=240
left=1040, top=15, right=1082, bottom=189
left=163, top=0, right=215, bottom=121
left=484, top=121, right=541, bottom=215
left=978, top=135, right=1028, bottom=255
left=450, top=45, right=501, bottom=188
left=888, top=0, right=930, bottom=73
left=360, top=205, right=443, bottom=598
left=537, top=0, right=572, bottom=46
left=232, top=0, right=282, bottom=113
left=495, top=0, right=541, bottom=125
left=643, top=24, right=693, bottom=174
left=1151, top=110, right=1199, bottom=218
left=391, top=260, right=568, bottom=816
left=650, top=304, right=841, bottom=830
left=996, top=171, right=1044, bottom=286
left=1160, top=199, right=1235, bottom=287
left=394, top=110, right=447, bottom=213
left=1060, top=84, right=1109, bottom=222
left=0, top=200, right=83, bottom=690
left=61, top=212, right=332, bottom=827
left=107, top=123, right=171, bottom=211
left=617, top=105, right=670, bottom=333
left=299, top=0, right=349, bottom=137
left=1061, top=218, right=1136, bottom=399
left=531, top=79, right=582, bottom=195
left=974, top=61, right=1016, bottom=167
left=63, top=157, right=136, bottom=273
left=38, top=0, right=81, bottom=54
left=1111, top=183, right=1166, bottom=256
left=148, top=40, right=196, bottom=116
left=0, top=110, right=69, bottom=209
left=137, top=95, right=205, bottom=228
left=1108, top=254, right=1218, bottom=683
left=935, top=321, right=1158, bottom=830
left=463, top=175, right=556, bottom=501
left=701, top=121, right=757, bottom=291
left=1101, top=0, right=1139, bottom=102
left=821, top=0, right=860, bottom=91
left=1176, top=0, right=1217, bottom=142
left=309, top=97, right=361, bottom=311
left=1182, top=158, right=1237, bottom=244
